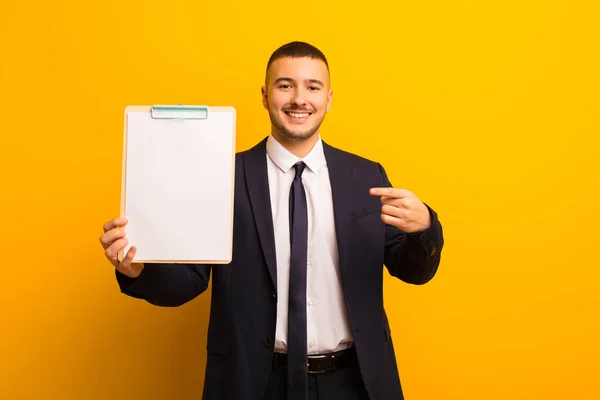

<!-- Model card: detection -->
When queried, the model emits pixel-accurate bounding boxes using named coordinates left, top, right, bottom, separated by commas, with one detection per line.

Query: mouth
left=284, top=110, right=312, bottom=122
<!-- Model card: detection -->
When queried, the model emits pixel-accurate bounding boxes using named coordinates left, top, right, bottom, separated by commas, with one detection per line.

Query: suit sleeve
left=378, top=163, right=444, bottom=285
left=115, top=263, right=211, bottom=307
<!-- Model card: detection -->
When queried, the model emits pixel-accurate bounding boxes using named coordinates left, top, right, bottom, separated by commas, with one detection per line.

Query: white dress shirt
left=266, top=134, right=354, bottom=355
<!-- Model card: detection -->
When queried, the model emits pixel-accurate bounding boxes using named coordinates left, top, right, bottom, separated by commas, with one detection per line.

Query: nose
left=290, top=87, right=307, bottom=107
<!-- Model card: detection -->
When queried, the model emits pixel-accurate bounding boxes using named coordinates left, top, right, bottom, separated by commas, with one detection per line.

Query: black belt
left=272, top=347, right=357, bottom=374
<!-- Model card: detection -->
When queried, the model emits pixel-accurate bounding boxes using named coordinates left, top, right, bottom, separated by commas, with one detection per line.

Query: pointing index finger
left=369, top=187, right=411, bottom=198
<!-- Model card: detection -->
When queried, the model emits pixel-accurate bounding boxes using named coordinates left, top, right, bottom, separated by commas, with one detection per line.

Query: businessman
left=100, top=41, right=444, bottom=400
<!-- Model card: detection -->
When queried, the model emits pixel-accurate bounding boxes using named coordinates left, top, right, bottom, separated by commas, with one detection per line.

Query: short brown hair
left=266, top=41, right=329, bottom=75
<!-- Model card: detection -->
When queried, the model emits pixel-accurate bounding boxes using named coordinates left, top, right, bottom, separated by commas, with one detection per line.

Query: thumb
left=118, top=246, right=137, bottom=270
left=117, top=247, right=145, bottom=278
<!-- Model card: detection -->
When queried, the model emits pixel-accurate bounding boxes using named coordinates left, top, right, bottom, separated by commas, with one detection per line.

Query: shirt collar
left=266, top=134, right=326, bottom=174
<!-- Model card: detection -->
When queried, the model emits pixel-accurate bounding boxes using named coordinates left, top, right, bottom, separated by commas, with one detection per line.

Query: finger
left=370, top=187, right=412, bottom=199
left=103, top=217, right=128, bottom=233
left=119, top=246, right=137, bottom=270
left=99, top=228, right=127, bottom=249
left=380, top=213, right=406, bottom=229
left=380, top=196, right=410, bottom=208
left=105, top=238, right=129, bottom=266
left=381, top=204, right=407, bottom=219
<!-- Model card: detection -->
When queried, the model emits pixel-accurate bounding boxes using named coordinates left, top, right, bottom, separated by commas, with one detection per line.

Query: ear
left=261, top=86, right=268, bottom=110
left=326, top=89, right=333, bottom=112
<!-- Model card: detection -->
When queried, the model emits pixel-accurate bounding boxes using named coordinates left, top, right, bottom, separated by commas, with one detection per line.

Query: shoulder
left=324, top=141, right=393, bottom=192
left=235, top=137, right=268, bottom=161
left=323, top=141, right=383, bottom=171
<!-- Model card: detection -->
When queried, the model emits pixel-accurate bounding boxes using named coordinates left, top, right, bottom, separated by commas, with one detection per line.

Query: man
left=100, top=41, right=444, bottom=400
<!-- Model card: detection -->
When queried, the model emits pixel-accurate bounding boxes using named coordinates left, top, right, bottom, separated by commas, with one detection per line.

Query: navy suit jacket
left=116, top=138, right=444, bottom=400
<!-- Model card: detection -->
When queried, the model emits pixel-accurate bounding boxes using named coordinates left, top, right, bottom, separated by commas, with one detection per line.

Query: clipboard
left=119, top=105, right=236, bottom=264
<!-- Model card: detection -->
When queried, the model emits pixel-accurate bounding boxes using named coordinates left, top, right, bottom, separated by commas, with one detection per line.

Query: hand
left=369, top=187, right=431, bottom=233
left=99, top=217, right=145, bottom=278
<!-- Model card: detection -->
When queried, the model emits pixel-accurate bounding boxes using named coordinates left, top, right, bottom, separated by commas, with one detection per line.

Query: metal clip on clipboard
left=150, top=105, right=209, bottom=119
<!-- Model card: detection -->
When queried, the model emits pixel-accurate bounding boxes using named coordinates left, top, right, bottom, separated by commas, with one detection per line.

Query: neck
left=271, top=130, right=320, bottom=158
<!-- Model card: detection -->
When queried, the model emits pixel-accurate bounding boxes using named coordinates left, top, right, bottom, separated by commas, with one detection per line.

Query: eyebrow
left=273, top=77, right=325, bottom=86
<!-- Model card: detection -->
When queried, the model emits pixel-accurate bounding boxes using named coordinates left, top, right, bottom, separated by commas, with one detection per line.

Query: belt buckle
left=307, top=354, right=335, bottom=374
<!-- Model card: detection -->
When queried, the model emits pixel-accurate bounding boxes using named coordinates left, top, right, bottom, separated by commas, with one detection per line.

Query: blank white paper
left=122, top=108, right=235, bottom=263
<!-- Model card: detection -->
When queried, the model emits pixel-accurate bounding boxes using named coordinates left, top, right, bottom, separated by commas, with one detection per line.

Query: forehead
left=267, top=57, right=330, bottom=85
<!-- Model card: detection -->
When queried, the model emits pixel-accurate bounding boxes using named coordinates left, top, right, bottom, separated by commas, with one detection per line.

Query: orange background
left=1, top=1, right=599, bottom=399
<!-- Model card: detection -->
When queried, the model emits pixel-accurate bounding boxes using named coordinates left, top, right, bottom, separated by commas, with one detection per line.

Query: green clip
left=151, top=105, right=208, bottom=119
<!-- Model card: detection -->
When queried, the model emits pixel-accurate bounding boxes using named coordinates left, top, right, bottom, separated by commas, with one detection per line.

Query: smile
left=285, top=111, right=312, bottom=121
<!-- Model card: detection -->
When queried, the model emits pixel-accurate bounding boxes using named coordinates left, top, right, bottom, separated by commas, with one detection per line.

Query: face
left=262, top=57, right=333, bottom=142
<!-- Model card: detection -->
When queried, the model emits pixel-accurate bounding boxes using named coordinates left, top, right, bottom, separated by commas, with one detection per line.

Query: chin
left=269, top=111, right=322, bottom=142
left=281, top=129, right=317, bottom=141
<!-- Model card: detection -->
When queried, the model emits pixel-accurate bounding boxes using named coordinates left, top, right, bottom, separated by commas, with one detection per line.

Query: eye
left=278, top=84, right=292, bottom=89
left=308, top=86, right=320, bottom=91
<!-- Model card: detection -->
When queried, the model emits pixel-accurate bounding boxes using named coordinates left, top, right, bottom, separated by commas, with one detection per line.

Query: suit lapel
left=243, top=138, right=277, bottom=290
left=243, top=139, right=352, bottom=290
left=323, top=141, right=352, bottom=281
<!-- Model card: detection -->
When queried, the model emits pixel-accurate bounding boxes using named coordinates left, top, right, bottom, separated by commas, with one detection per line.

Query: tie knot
left=293, top=162, right=306, bottom=178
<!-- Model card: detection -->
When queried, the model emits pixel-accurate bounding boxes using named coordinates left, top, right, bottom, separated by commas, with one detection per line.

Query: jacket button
left=428, top=240, right=437, bottom=256
left=264, top=338, right=273, bottom=347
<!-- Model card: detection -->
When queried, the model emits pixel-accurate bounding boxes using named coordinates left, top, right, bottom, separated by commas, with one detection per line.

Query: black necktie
left=287, top=161, right=308, bottom=400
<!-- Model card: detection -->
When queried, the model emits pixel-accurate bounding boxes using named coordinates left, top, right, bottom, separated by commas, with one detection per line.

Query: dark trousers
left=263, top=348, right=370, bottom=400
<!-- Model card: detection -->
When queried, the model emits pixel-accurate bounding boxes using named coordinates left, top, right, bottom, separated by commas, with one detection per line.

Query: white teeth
left=288, top=112, right=309, bottom=118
